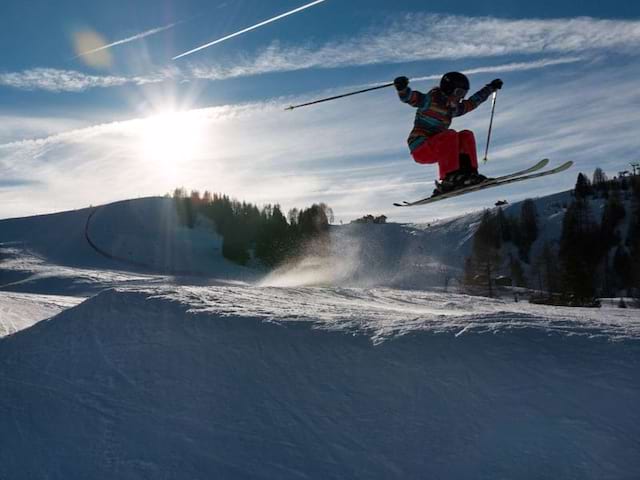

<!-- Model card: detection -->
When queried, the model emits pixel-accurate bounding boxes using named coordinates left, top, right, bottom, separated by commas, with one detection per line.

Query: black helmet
left=440, top=72, right=470, bottom=96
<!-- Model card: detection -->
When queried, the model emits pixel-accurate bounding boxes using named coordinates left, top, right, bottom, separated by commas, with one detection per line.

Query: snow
left=1, top=196, right=639, bottom=479
left=0, top=291, right=81, bottom=337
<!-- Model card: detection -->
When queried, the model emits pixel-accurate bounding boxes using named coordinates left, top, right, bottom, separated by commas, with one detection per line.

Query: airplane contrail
left=173, top=0, right=328, bottom=60
left=75, top=22, right=180, bottom=58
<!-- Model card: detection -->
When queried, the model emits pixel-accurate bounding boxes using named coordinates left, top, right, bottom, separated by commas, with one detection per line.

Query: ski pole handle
left=483, top=91, right=498, bottom=163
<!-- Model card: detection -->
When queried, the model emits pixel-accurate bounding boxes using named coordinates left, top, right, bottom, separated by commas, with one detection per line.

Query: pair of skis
left=394, top=159, right=573, bottom=207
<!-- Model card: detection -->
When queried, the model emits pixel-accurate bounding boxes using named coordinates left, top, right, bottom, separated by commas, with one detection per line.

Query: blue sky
left=1, top=0, right=639, bottom=222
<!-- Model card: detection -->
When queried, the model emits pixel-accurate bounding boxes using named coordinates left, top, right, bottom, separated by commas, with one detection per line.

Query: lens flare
left=73, top=30, right=112, bottom=69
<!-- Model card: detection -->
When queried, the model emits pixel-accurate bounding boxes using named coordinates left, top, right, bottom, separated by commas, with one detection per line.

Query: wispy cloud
left=287, top=56, right=587, bottom=110
left=2, top=60, right=639, bottom=223
left=0, top=68, right=128, bottom=92
left=173, top=0, right=328, bottom=60
left=0, top=56, right=582, bottom=94
left=2, top=14, right=640, bottom=221
left=1, top=15, right=638, bottom=93
left=0, top=68, right=174, bottom=92
left=0, top=115, right=87, bottom=144
left=190, top=15, right=640, bottom=79
left=0, top=179, right=41, bottom=188
left=412, top=56, right=587, bottom=82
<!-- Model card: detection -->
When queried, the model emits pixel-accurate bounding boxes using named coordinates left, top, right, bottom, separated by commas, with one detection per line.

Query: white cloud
left=0, top=68, right=169, bottom=92
left=0, top=56, right=577, bottom=94
left=0, top=115, right=88, bottom=144
left=190, top=15, right=640, bottom=79
left=412, top=56, right=586, bottom=82
left=1, top=15, right=638, bottom=93
left=1, top=53, right=639, bottom=223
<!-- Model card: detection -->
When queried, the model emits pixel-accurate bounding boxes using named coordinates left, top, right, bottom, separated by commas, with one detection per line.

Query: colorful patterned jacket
left=398, top=85, right=494, bottom=152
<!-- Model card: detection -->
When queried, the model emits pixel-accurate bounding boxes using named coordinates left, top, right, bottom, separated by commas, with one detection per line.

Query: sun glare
left=138, top=110, right=205, bottom=174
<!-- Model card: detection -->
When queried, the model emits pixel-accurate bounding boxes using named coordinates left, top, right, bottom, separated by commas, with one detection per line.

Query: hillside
left=2, top=184, right=639, bottom=294
left=0, top=197, right=258, bottom=295
left=0, top=195, right=482, bottom=292
left=1, top=194, right=639, bottom=479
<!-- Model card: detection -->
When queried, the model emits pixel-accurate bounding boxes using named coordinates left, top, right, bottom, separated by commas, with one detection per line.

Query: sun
left=138, top=110, right=205, bottom=173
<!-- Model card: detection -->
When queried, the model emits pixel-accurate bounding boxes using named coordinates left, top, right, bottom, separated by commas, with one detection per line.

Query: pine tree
left=173, top=193, right=196, bottom=228
left=626, top=199, right=640, bottom=298
left=173, top=187, right=187, bottom=199
left=575, top=173, right=592, bottom=199
left=255, top=205, right=292, bottom=266
left=287, top=208, right=299, bottom=226
left=190, top=190, right=201, bottom=205
left=519, top=199, right=538, bottom=261
left=559, top=198, right=600, bottom=301
left=599, top=190, right=626, bottom=251
left=222, top=222, right=250, bottom=265
left=462, top=257, right=476, bottom=287
left=592, top=168, right=608, bottom=191
left=631, top=175, right=640, bottom=200
left=496, top=207, right=511, bottom=243
left=464, top=210, right=502, bottom=296
left=297, top=204, right=331, bottom=236
left=534, top=241, right=560, bottom=296
left=509, top=254, right=526, bottom=288
left=612, top=246, right=633, bottom=294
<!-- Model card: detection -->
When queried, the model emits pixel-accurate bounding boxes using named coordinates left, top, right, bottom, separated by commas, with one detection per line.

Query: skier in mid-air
left=394, top=72, right=503, bottom=196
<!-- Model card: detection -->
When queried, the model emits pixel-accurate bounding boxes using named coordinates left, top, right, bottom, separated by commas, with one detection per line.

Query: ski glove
left=394, top=76, right=409, bottom=91
left=488, top=79, right=503, bottom=91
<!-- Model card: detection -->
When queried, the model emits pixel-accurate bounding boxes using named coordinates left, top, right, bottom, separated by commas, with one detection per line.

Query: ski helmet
left=440, top=72, right=470, bottom=96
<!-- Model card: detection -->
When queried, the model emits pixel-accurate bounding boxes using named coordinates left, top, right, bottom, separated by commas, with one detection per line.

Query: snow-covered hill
left=1, top=195, right=639, bottom=479
left=0, top=197, right=258, bottom=295
left=2, top=287, right=639, bottom=479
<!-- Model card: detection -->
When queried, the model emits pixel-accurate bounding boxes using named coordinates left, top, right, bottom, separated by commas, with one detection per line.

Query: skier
left=394, top=72, right=503, bottom=195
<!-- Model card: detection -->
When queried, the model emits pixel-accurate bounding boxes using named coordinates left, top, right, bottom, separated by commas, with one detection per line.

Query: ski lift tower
left=631, top=162, right=640, bottom=175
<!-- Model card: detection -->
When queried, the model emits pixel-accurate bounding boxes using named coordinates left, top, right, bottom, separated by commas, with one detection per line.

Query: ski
left=394, top=158, right=549, bottom=207
left=394, top=159, right=573, bottom=207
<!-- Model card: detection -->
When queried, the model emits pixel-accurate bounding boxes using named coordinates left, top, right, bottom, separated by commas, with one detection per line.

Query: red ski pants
left=411, top=129, right=478, bottom=180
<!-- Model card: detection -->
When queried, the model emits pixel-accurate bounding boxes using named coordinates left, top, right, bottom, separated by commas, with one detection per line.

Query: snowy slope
left=1, top=195, right=640, bottom=479
left=0, top=192, right=586, bottom=293
left=0, top=197, right=257, bottom=295
left=1, top=287, right=639, bottom=479
left=0, top=195, right=481, bottom=293
left=0, top=291, right=81, bottom=337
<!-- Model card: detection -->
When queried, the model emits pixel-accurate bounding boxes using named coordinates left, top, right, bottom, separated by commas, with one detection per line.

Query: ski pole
left=482, top=91, right=498, bottom=163
left=285, top=82, right=394, bottom=111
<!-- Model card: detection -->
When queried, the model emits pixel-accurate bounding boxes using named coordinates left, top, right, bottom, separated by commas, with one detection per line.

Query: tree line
left=463, top=169, right=640, bottom=305
left=171, top=188, right=333, bottom=267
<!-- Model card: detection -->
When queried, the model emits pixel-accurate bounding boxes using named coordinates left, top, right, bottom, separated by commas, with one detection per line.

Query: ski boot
left=457, top=154, right=491, bottom=186
left=432, top=170, right=490, bottom=197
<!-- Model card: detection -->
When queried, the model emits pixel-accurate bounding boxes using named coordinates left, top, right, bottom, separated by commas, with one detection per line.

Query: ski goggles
left=452, top=87, right=468, bottom=98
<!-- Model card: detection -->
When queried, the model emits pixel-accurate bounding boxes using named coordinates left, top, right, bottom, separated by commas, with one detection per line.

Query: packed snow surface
left=1, top=196, right=639, bottom=479
left=0, top=291, right=81, bottom=337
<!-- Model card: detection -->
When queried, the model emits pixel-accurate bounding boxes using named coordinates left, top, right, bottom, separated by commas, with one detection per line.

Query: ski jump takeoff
left=393, top=72, right=503, bottom=197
